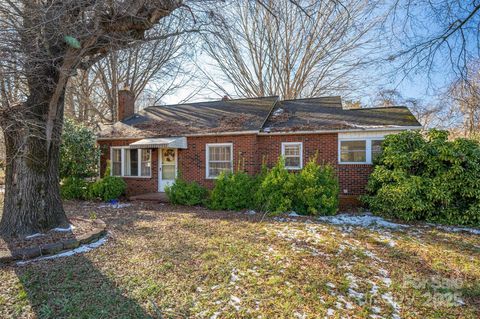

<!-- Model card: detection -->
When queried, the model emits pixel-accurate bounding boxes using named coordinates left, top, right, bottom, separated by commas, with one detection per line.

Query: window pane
left=284, top=145, right=300, bottom=156
left=340, top=141, right=366, bottom=162
left=141, top=149, right=151, bottom=176
left=124, top=149, right=138, bottom=176
left=162, top=164, right=175, bottom=180
left=209, top=146, right=230, bottom=161
left=209, top=162, right=232, bottom=177
left=285, top=157, right=300, bottom=168
left=112, top=149, right=122, bottom=176
left=371, top=140, right=383, bottom=161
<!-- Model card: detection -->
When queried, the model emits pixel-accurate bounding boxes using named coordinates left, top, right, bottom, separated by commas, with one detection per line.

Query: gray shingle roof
left=262, top=96, right=421, bottom=132
left=97, top=96, right=421, bottom=139
left=97, top=96, right=278, bottom=138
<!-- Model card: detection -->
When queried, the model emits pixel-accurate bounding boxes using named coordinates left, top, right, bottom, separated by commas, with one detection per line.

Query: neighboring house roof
left=262, top=96, right=422, bottom=132
left=97, top=96, right=422, bottom=139
left=97, top=96, right=278, bottom=138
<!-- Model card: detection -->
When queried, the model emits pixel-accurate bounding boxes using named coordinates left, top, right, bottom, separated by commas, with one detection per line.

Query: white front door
left=158, top=148, right=177, bottom=192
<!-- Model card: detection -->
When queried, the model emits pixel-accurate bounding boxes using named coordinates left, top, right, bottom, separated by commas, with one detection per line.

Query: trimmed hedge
left=362, top=129, right=480, bottom=226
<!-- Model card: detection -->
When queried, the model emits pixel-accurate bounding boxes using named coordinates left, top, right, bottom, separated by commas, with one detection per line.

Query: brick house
left=97, top=90, right=421, bottom=209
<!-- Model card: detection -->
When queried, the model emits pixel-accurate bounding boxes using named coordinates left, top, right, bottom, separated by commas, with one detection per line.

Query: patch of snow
left=263, top=127, right=271, bottom=133
left=436, top=225, right=480, bottom=235
left=326, top=282, right=336, bottom=289
left=210, top=311, right=221, bottom=319
left=273, top=108, right=284, bottom=116
left=17, top=235, right=109, bottom=265
left=294, top=311, right=307, bottom=319
left=326, top=308, right=335, bottom=316
left=25, top=233, right=44, bottom=239
left=245, top=210, right=257, bottom=215
left=318, top=213, right=408, bottom=230
left=288, top=212, right=301, bottom=217
left=53, top=224, right=75, bottom=232
left=229, top=295, right=242, bottom=311
left=230, top=268, right=240, bottom=284
left=381, top=292, right=401, bottom=319
left=98, top=202, right=132, bottom=209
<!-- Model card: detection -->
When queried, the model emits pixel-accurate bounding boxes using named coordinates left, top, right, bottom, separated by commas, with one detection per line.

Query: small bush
left=209, top=171, right=257, bottom=210
left=165, top=178, right=208, bottom=206
left=363, top=129, right=480, bottom=226
left=60, top=177, right=89, bottom=200
left=255, top=159, right=297, bottom=214
left=89, top=176, right=127, bottom=201
left=294, top=159, right=339, bottom=215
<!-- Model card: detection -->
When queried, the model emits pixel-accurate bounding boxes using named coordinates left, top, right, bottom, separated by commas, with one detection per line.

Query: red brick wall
left=98, top=133, right=374, bottom=209
left=178, top=134, right=260, bottom=189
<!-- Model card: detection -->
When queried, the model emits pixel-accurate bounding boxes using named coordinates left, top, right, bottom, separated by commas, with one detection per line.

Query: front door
left=158, top=148, right=177, bottom=192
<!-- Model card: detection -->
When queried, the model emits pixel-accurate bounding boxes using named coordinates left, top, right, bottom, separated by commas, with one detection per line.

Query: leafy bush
left=89, top=176, right=127, bottom=201
left=60, top=119, right=100, bottom=179
left=294, top=159, right=339, bottom=215
left=255, top=159, right=297, bottom=214
left=209, top=171, right=258, bottom=210
left=363, top=129, right=480, bottom=226
left=165, top=178, right=208, bottom=206
left=60, top=177, right=89, bottom=200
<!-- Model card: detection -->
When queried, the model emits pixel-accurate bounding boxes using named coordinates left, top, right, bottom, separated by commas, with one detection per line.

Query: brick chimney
left=117, top=89, right=135, bottom=121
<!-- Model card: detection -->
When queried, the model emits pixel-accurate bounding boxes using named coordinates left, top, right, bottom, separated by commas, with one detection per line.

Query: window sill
left=338, top=162, right=372, bottom=165
left=285, top=167, right=302, bottom=170
left=113, top=175, right=152, bottom=179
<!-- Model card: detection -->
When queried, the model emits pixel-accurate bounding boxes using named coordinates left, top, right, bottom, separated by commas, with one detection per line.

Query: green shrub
left=165, top=178, right=208, bottom=206
left=89, top=176, right=127, bottom=201
left=60, top=119, right=100, bottom=179
left=209, top=171, right=257, bottom=210
left=294, top=159, right=339, bottom=215
left=363, top=129, right=480, bottom=226
left=60, top=177, right=89, bottom=200
left=255, top=159, right=297, bottom=214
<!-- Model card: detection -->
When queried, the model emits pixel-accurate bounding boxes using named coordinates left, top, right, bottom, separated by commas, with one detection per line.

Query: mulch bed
left=0, top=217, right=106, bottom=264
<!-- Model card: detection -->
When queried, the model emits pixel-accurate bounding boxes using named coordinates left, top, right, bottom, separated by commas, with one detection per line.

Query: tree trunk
left=0, top=92, right=69, bottom=238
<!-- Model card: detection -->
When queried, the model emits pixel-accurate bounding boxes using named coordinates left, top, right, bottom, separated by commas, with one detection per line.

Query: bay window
left=110, top=148, right=152, bottom=177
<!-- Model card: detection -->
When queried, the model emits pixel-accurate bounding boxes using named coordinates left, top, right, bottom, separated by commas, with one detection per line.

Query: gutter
left=96, top=126, right=421, bottom=141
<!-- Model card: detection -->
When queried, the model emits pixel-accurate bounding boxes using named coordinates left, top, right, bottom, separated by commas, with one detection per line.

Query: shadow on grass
left=8, top=251, right=154, bottom=319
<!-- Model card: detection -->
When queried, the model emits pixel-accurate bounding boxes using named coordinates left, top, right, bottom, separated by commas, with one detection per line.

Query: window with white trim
left=110, top=148, right=152, bottom=177
left=206, top=143, right=233, bottom=178
left=339, top=139, right=384, bottom=164
left=281, top=142, right=303, bottom=169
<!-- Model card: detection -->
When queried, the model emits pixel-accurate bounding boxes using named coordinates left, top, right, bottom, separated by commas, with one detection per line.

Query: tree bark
left=0, top=90, right=69, bottom=237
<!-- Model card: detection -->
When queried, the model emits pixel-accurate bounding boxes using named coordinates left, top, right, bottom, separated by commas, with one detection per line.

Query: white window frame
left=110, top=147, right=152, bottom=178
left=281, top=142, right=303, bottom=170
left=338, top=138, right=384, bottom=164
left=206, top=143, right=233, bottom=179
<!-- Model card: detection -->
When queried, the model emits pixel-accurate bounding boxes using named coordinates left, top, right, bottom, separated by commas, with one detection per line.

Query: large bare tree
left=65, top=15, right=192, bottom=129
left=385, top=1, right=480, bottom=80
left=0, top=0, right=187, bottom=236
left=447, top=62, right=480, bottom=136
left=202, top=0, right=381, bottom=99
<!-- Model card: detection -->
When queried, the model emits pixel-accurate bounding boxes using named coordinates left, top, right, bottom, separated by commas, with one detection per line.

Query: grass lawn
left=0, top=197, right=479, bottom=318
